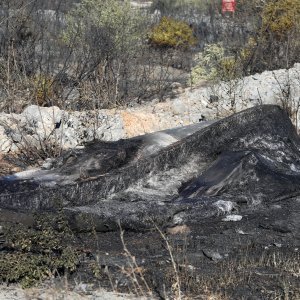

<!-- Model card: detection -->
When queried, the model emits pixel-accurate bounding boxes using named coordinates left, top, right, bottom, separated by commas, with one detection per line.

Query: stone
left=22, top=105, right=62, bottom=126
left=222, top=215, right=242, bottom=222
left=202, top=250, right=223, bottom=261
left=22, top=105, right=62, bottom=138
left=171, top=99, right=187, bottom=115
left=41, top=158, right=56, bottom=170
left=1, top=64, right=300, bottom=157
left=10, top=132, right=22, bottom=143
left=95, top=114, right=124, bottom=141
left=170, top=82, right=182, bottom=89
left=213, top=200, right=235, bottom=214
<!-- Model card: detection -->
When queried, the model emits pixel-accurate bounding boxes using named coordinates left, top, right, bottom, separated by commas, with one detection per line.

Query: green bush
left=235, top=0, right=300, bottom=72
left=262, top=0, right=300, bottom=39
left=0, top=212, right=79, bottom=288
left=149, top=16, right=196, bottom=49
left=190, top=44, right=223, bottom=84
left=62, top=0, right=144, bottom=54
left=190, top=43, right=243, bottom=85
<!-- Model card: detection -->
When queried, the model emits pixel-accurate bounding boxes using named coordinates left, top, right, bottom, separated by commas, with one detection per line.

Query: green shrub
left=149, top=16, right=196, bottom=49
left=240, top=37, right=257, bottom=60
left=0, top=212, right=79, bottom=288
left=238, top=0, right=300, bottom=72
left=219, top=57, right=239, bottom=80
left=190, top=43, right=223, bottom=84
left=190, top=43, right=243, bottom=85
left=262, top=0, right=300, bottom=39
left=62, top=0, right=144, bottom=54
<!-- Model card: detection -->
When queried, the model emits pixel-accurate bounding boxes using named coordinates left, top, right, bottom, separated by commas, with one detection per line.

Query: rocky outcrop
left=1, top=64, right=300, bottom=155
left=0, top=106, right=124, bottom=153
left=1, top=105, right=300, bottom=232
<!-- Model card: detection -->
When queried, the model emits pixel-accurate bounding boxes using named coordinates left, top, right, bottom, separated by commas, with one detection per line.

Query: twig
left=152, top=222, right=182, bottom=300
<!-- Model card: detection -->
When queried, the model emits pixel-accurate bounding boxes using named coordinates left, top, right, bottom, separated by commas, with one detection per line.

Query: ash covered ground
left=0, top=105, right=299, bottom=299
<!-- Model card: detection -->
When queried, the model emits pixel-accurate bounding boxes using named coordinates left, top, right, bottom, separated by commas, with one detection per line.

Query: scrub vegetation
left=0, top=212, right=79, bottom=288
left=0, top=0, right=299, bottom=112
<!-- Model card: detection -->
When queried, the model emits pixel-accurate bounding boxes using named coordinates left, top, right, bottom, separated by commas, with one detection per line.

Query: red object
left=222, top=0, right=236, bottom=13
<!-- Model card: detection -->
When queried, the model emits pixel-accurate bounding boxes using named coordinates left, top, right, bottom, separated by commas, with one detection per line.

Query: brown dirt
left=121, top=111, right=162, bottom=138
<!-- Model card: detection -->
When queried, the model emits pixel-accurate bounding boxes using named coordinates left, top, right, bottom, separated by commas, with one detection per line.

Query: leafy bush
left=262, top=0, right=300, bottom=39
left=236, top=0, right=300, bottom=73
left=0, top=212, right=79, bottom=288
left=190, top=44, right=241, bottom=83
left=149, top=16, right=196, bottom=49
left=219, top=57, right=239, bottom=80
left=190, top=43, right=224, bottom=83
left=62, top=0, right=143, bottom=55
left=240, top=37, right=257, bottom=61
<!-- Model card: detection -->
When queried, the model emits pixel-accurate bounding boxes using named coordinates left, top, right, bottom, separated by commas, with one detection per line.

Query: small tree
left=190, top=43, right=243, bottom=110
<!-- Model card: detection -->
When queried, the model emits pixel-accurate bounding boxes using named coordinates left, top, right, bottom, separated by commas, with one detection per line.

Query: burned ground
left=0, top=105, right=299, bottom=298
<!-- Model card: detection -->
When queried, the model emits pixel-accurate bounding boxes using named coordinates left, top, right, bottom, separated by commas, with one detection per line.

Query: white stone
left=22, top=105, right=62, bottom=125
left=171, top=99, right=187, bottom=115
left=22, top=105, right=63, bottom=139
left=213, top=200, right=235, bottom=213
left=222, top=214, right=243, bottom=222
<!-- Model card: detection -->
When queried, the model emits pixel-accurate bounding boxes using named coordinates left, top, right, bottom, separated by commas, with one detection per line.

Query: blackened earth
left=0, top=105, right=299, bottom=298
left=73, top=196, right=299, bottom=299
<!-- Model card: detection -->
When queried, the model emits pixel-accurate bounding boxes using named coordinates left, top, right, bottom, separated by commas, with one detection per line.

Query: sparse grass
left=184, top=247, right=300, bottom=300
